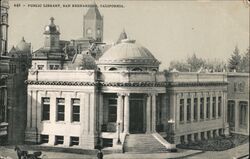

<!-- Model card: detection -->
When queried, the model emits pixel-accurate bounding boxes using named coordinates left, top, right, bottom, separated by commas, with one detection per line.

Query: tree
left=204, top=59, right=226, bottom=72
left=187, top=53, right=205, bottom=72
left=240, top=47, right=249, bottom=73
left=169, top=60, right=190, bottom=72
left=228, top=46, right=241, bottom=72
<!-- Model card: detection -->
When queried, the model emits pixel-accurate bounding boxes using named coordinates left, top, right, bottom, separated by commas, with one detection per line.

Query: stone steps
left=124, top=134, right=167, bottom=153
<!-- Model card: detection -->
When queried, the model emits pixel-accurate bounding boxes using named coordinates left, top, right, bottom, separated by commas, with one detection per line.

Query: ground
left=0, top=143, right=249, bottom=159
left=177, top=134, right=249, bottom=151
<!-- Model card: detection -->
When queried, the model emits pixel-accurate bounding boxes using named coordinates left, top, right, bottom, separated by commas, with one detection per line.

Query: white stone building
left=24, top=5, right=230, bottom=153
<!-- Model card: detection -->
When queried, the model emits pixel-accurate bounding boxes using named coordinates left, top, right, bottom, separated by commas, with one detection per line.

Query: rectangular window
left=42, top=98, right=50, bottom=121
left=212, top=97, right=216, bottom=118
left=70, top=136, right=79, bottom=146
left=207, top=131, right=211, bottom=139
left=194, top=133, right=198, bottom=141
left=37, top=65, right=44, bottom=70
left=179, top=99, right=184, bottom=122
left=206, top=97, right=210, bottom=119
left=57, top=98, right=65, bottom=121
left=49, top=65, right=60, bottom=70
left=227, top=101, right=235, bottom=127
left=40, top=135, right=49, bottom=144
left=55, top=136, right=64, bottom=145
left=72, top=99, right=80, bottom=122
left=180, top=136, right=185, bottom=144
left=187, top=98, right=191, bottom=121
left=108, top=98, right=117, bottom=122
left=201, top=132, right=205, bottom=140
left=193, top=98, right=198, bottom=121
left=200, top=98, right=204, bottom=119
left=218, top=97, right=222, bottom=117
left=239, top=102, right=247, bottom=126
left=187, top=134, right=192, bottom=142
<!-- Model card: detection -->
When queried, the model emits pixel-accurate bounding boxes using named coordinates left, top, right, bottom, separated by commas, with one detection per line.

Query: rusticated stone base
left=25, top=128, right=39, bottom=144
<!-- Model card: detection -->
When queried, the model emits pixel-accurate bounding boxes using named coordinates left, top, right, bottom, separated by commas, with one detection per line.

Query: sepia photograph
left=0, top=0, right=249, bottom=158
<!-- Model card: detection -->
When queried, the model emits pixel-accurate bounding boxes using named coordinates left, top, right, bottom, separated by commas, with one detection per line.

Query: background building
left=0, top=0, right=9, bottom=144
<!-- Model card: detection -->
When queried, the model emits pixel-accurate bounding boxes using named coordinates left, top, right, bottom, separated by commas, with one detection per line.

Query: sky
left=8, top=0, right=249, bottom=69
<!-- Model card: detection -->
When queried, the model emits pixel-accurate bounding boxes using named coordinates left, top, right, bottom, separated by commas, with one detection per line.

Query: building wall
left=25, top=70, right=98, bottom=149
left=227, top=73, right=249, bottom=135
left=165, top=72, right=228, bottom=144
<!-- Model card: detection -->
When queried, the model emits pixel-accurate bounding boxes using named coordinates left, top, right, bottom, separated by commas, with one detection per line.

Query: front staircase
left=123, top=134, right=168, bottom=153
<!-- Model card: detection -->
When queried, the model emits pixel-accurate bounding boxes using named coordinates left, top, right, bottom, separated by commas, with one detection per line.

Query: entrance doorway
left=129, top=99, right=145, bottom=133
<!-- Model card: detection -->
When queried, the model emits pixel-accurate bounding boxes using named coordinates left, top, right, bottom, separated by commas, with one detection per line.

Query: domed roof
left=16, top=37, right=31, bottom=52
left=97, top=39, right=160, bottom=66
left=44, top=17, right=60, bottom=35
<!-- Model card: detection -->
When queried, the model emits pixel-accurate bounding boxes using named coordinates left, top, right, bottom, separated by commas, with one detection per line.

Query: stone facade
left=25, top=43, right=230, bottom=149
left=165, top=72, right=228, bottom=144
left=23, top=5, right=233, bottom=151
left=227, top=73, right=249, bottom=135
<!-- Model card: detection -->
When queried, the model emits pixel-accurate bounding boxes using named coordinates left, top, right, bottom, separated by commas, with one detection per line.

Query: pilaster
left=146, top=94, right=151, bottom=133
left=124, top=93, right=130, bottom=134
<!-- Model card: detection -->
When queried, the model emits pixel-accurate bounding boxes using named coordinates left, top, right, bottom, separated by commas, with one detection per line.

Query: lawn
left=177, top=134, right=249, bottom=151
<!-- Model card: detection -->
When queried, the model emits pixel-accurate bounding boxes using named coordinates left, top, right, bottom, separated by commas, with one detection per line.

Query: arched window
left=131, top=67, right=143, bottom=71
left=108, top=67, right=117, bottom=71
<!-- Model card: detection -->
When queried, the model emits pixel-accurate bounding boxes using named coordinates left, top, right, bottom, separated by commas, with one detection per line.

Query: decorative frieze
left=168, top=82, right=228, bottom=87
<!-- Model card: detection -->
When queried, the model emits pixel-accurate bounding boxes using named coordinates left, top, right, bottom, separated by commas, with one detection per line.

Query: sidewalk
left=0, top=143, right=248, bottom=159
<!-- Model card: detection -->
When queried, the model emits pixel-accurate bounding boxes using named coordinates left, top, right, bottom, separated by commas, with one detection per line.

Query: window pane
left=180, top=99, right=184, bottom=122
left=206, top=97, right=210, bottom=119
left=187, top=98, right=191, bottom=121
left=200, top=98, right=204, bottom=119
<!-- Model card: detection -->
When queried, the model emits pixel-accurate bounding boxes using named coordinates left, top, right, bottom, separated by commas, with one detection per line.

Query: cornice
left=26, top=80, right=228, bottom=87
left=167, top=82, right=228, bottom=87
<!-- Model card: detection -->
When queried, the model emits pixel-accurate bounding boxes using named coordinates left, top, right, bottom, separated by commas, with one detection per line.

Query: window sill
left=41, top=120, right=51, bottom=123
left=71, top=122, right=80, bottom=125
left=56, top=121, right=66, bottom=124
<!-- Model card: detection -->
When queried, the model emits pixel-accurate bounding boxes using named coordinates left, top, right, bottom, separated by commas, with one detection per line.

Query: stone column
left=50, top=95, right=56, bottom=123
left=48, top=134, right=55, bottom=145
left=204, top=94, right=207, bottom=120
left=99, top=93, right=103, bottom=132
left=27, top=90, right=32, bottom=128
left=146, top=94, right=152, bottom=133
left=36, top=92, right=42, bottom=142
left=191, top=134, right=194, bottom=142
left=64, top=135, right=70, bottom=147
left=197, top=94, right=201, bottom=122
left=65, top=94, right=71, bottom=123
left=197, top=132, right=201, bottom=140
left=210, top=94, right=213, bottom=119
left=191, top=94, right=194, bottom=122
left=176, top=95, right=180, bottom=129
left=216, top=93, right=219, bottom=118
left=235, top=100, right=239, bottom=132
left=203, top=132, right=207, bottom=140
left=116, top=93, right=123, bottom=133
left=184, top=94, right=187, bottom=123
left=32, top=91, right=38, bottom=128
left=152, top=93, right=157, bottom=132
left=124, top=93, right=130, bottom=134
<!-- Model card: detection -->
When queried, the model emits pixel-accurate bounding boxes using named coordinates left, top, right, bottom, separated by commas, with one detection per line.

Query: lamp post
left=117, top=122, right=121, bottom=144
